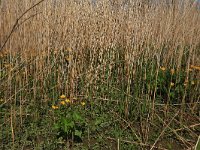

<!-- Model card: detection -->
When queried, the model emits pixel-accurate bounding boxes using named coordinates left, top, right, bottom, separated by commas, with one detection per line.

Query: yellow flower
left=60, top=101, right=65, bottom=105
left=160, top=67, right=166, bottom=71
left=65, top=98, right=71, bottom=103
left=170, top=82, right=175, bottom=87
left=170, top=69, right=175, bottom=75
left=52, top=105, right=59, bottom=109
left=81, top=102, right=86, bottom=106
left=60, top=94, right=66, bottom=99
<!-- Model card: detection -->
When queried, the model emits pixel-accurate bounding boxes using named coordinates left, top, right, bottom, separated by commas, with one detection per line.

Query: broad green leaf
left=75, top=130, right=82, bottom=138
left=54, top=123, right=60, bottom=130
left=73, top=112, right=83, bottom=121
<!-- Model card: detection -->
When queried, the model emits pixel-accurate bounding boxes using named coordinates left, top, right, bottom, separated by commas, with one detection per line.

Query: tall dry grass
left=1, top=0, right=199, bottom=51
left=0, top=0, right=199, bottom=104
left=0, top=0, right=199, bottom=109
left=1, top=1, right=199, bottom=87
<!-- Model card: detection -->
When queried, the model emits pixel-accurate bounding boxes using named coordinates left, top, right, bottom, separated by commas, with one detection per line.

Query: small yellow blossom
left=60, top=101, right=65, bottom=105
left=191, top=81, right=195, bottom=85
left=52, top=105, right=59, bottom=109
left=170, top=82, right=175, bottom=87
left=65, top=98, right=71, bottom=103
left=81, top=102, right=86, bottom=106
left=60, top=94, right=66, bottom=99
left=170, top=69, right=175, bottom=75
left=160, top=67, right=166, bottom=71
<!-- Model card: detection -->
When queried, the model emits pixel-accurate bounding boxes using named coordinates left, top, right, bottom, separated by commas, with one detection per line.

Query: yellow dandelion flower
left=170, top=82, right=175, bottom=87
left=160, top=67, right=166, bottom=71
left=52, top=105, right=59, bottom=109
left=170, top=69, right=175, bottom=75
left=191, top=81, right=195, bottom=85
left=81, top=102, right=86, bottom=106
left=60, top=94, right=66, bottom=99
left=60, top=101, right=65, bottom=105
left=65, top=98, right=71, bottom=103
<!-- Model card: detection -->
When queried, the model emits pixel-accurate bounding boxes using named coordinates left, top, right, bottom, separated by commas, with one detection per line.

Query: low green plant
left=156, top=66, right=197, bottom=104
left=144, top=62, right=198, bottom=104
left=52, top=95, right=87, bottom=142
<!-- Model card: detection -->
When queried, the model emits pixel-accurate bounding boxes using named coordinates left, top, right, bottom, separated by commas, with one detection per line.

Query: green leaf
left=64, top=119, right=74, bottom=128
left=54, top=123, right=60, bottom=130
left=95, top=116, right=104, bottom=126
left=61, top=118, right=75, bottom=133
left=75, top=130, right=82, bottom=138
left=170, top=92, right=175, bottom=99
left=73, top=112, right=83, bottom=121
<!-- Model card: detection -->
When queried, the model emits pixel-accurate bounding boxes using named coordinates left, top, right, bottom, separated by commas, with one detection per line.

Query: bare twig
left=18, top=12, right=42, bottom=27
left=0, top=0, right=46, bottom=51
left=107, top=136, right=168, bottom=150
left=174, top=123, right=200, bottom=132
left=150, top=110, right=180, bottom=150
left=155, top=112, right=192, bottom=148
left=10, top=106, right=15, bottom=147
left=111, top=110, right=142, bottom=143
left=195, top=136, right=200, bottom=150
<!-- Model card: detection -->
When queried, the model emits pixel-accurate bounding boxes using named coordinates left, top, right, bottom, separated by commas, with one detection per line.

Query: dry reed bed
left=0, top=0, right=199, bottom=101
left=1, top=0, right=200, bottom=52
left=0, top=0, right=200, bottom=104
